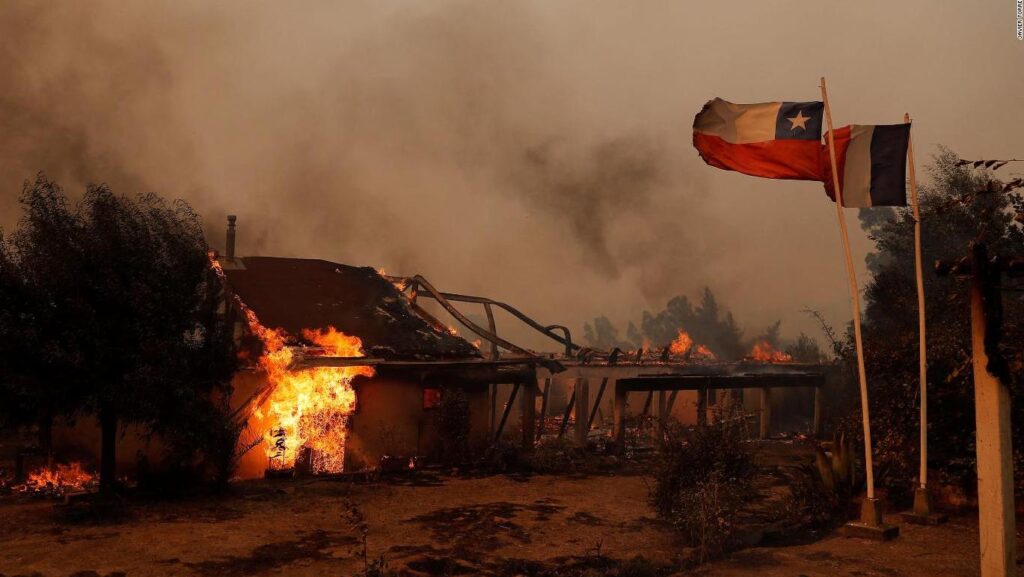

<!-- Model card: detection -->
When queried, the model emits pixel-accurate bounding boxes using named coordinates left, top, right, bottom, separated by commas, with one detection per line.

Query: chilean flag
left=823, top=124, right=910, bottom=207
left=693, top=98, right=826, bottom=181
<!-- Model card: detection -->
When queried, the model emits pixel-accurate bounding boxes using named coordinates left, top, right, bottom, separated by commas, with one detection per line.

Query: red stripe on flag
left=693, top=132, right=825, bottom=181
left=822, top=125, right=852, bottom=203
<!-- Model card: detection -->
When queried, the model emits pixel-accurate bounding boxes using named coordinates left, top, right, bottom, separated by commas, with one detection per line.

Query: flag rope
left=820, top=77, right=876, bottom=501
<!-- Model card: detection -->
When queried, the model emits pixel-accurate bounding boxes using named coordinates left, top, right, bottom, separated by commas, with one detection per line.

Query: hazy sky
left=0, top=1, right=1020, bottom=350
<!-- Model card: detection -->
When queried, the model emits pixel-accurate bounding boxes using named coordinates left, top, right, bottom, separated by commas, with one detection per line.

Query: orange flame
left=212, top=253, right=375, bottom=474
left=749, top=340, right=793, bottom=363
left=667, top=330, right=716, bottom=361
left=22, top=463, right=94, bottom=494
left=693, top=344, right=716, bottom=360
left=668, top=329, right=693, bottom=356
left=249, top=312, right=374, bottom=474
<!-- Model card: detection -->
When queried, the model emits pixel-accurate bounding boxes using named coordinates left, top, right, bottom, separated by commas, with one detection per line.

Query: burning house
left=40, top=217, right=826, bottom=484
left=217, top=250, right=560, bottom=478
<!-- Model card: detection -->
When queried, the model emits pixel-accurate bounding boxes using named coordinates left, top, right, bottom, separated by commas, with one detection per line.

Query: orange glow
left=23, top=463, right=93, bottom=494
left=667, top=330, right=716, bottom=361
left=693, top=344, right=716, bottom=360
left=668, top=329, right=693, bottom=356
left=749, top=340, right=793, bottom=363
left=247, top=310, right=374, bottom=474
left=213, top=253, right=375, bottom=474
left=471, top=339, right=482, bottom=349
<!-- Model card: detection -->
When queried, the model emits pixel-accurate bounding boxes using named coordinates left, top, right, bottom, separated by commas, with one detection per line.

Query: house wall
left=50, top=417, right=167, bottom=478
left=233, top=372, right=492, bottom=479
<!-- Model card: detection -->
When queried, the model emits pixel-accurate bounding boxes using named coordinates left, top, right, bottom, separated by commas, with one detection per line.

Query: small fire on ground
left=16, top=463, right=95, bottom=496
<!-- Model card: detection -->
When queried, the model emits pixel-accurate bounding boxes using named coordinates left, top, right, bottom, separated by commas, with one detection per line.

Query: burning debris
left=748, top=340, right=793, bottom=363
left=17, top=463, right=96, bottom=497
left=665, top=329, right=716, bottom=362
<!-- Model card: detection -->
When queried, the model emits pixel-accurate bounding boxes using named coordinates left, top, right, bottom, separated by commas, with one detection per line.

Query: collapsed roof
left=220, top=256, right=481, bottom=361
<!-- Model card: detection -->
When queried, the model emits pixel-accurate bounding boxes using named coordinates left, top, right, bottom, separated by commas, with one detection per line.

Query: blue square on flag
left=775, top=102, right=823, bottom=141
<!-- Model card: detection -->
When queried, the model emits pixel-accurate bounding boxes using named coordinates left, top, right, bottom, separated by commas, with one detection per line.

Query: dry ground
left=0, top=466, right=1013, bottom=577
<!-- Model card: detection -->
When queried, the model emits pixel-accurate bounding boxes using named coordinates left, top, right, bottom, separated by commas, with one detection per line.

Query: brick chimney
left=226, top=215, right=237, bottom=259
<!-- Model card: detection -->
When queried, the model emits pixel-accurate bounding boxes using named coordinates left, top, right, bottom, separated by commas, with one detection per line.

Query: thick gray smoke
left=0, top=1, right=1019, bottom=349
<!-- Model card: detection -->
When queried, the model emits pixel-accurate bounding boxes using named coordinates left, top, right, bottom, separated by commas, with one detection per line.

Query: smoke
left=1, top=1, right=1018, bottom=350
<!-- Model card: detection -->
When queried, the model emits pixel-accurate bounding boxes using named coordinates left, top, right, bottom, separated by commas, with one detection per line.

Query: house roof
left=220, top=256, right=481, bottom=361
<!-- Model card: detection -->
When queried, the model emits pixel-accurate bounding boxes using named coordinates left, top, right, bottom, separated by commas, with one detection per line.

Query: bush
left=651, top=404, right=754, bottom=562
left=761, top=461, right=846, bottom=546
left=528, top=437, right=590, bottom=474
left=144, top=397, right=244, bottom=494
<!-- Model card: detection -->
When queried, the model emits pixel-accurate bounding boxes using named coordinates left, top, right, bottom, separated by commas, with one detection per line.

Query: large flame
left=212, top=253, right=374, bottom=474
left=667, top=330, right=716, bottom=360
left=749, top=340, right=793, bottom=363
left=668, top=329, right=693, bottom=356
left=247, top=310, right=374, bottom=474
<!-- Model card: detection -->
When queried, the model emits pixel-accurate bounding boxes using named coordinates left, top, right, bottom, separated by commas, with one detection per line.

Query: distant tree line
left=0, top=175, right=238, bottom=492
left=581, top=287, right=826, bottom=362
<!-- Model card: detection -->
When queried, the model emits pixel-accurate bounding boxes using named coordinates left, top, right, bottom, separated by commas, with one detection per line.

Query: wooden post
left=821, top=77, right=877, bottom=504
left=654, top=390, right=667, bottom=443
left=537, top=378, right=551, bottom=441
left=489, top=383, right=498, bottom=435
left=759, top=387, right=772, bottom=440
left=899, top=114, right=946, bottom=525
left=906, top=112, right=929, bottom=492
left=574, top=378, right=590, bottom=447
left=666, top=390, right=679, bottom=415
left=970, top=244, right=1015, bottom=577
left=613, top=385, right=627, bottom=451
left=642, top=390, right=654, bottom=416
left=520, top=379, right=537, bottom=452
left=696, top=388, right=708, bottom=427
left=493, top=382, right=519, bottom=444
left=813, top=386, right=824, bottom=439
left=484, top=303, right=499, bottom=361
left=558, top=383, right=576, bottom=440
left=587, top=377, right=609, bottom=430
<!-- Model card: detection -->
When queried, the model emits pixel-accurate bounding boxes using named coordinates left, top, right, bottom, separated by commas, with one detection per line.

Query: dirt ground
left=0, top=463, right=1014, bottom=577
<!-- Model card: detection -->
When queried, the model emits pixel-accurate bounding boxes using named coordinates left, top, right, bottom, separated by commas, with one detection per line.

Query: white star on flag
left=787, top=110, right=810, bottom=131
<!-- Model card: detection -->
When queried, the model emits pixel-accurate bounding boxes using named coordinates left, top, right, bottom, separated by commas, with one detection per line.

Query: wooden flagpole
left=906, top=112, right=928, bottom=490
left=900, top=114, right=944, bottom=525
left=820, top=77, right=876, bottom=503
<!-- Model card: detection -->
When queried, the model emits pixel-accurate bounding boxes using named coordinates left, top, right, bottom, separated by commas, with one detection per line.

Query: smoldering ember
left=1, top=4, right=1023, bottom=577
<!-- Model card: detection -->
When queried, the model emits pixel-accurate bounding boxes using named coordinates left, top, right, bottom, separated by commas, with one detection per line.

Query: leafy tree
left=754, top=320, right=783, bottom=348
left=625, top=321, right=642, bottom=347
left=845, top=148, right=1024, bottom=492
left=581, top=315, right=635, bottom=350
left=639, top=287, right=745, bottom=359
left=785, top=333, right=826, bottom=363
left=0, top=175, right=238, bottom=491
